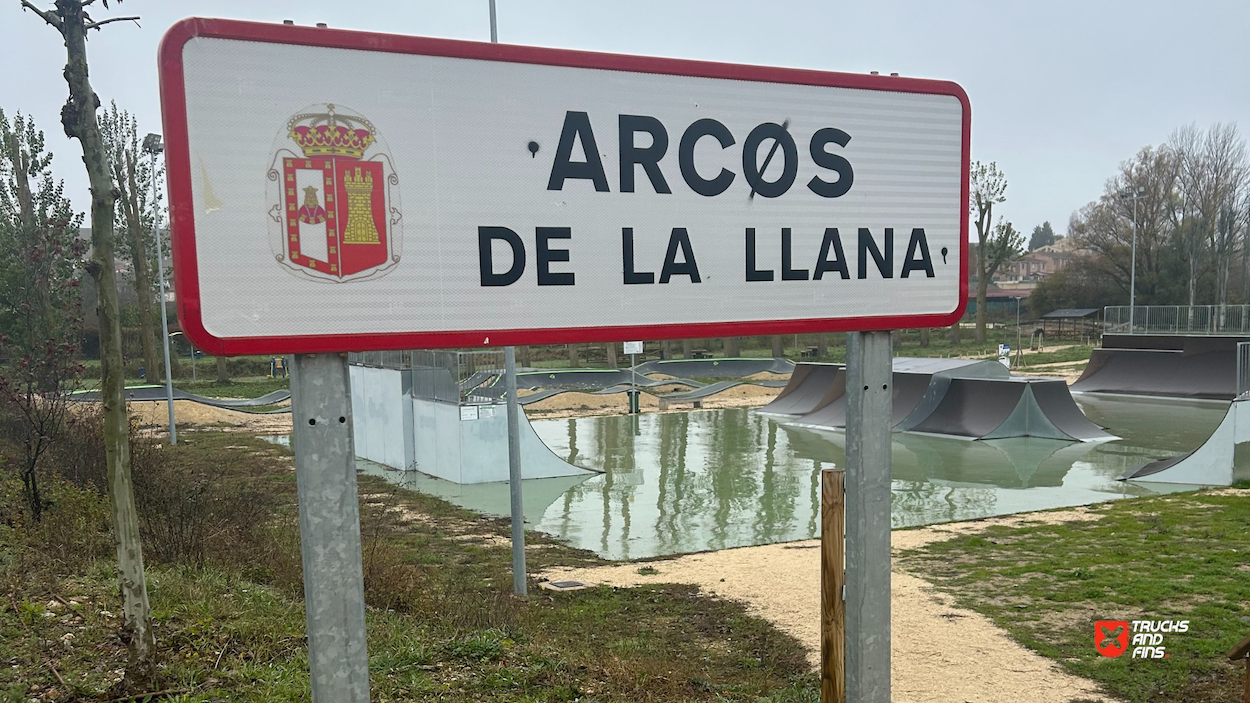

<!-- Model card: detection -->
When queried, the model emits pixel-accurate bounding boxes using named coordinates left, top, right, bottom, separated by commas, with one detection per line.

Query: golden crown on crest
left=287, top=103, right=376, bottom=159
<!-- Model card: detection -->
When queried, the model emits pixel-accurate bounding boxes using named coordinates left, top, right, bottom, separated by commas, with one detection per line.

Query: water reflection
left=529, top=400, right=1219, bottom=560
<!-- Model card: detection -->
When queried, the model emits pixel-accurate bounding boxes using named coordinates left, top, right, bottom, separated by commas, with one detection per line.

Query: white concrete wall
left=352, top=365, right=595, bottom=483
left=348, top=366, right=414, bottom=470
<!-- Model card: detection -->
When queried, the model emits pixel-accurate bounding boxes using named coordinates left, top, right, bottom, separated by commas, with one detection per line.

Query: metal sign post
left=504, top=345, right=527, bottom=596
left=290, top=353, right=369, bottom=703
left=843, top=330, right=893, bottom=703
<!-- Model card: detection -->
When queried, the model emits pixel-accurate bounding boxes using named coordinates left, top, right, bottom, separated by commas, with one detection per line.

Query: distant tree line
left=1032, top=122, right=1249, bottom=316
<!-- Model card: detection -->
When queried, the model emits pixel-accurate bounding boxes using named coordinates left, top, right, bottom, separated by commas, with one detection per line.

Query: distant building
left=993, top=237, right=1091, bottom=289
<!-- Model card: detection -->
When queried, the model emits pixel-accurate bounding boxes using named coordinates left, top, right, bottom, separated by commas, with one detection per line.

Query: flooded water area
left=353, top=393, right=1224, bottom=561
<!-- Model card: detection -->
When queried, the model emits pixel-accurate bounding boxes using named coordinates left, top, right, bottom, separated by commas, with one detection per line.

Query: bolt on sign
left=159, top=18, right=969, bottom=355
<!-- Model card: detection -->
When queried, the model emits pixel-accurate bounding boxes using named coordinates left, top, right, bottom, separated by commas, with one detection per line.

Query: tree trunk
left=661, top=340, right=671, bottom=360
left=682, top=339, right=693, bottom=358
left=215, top=356, right=229, bottom=383
left=55, top=0, right=154, bottom=685
left=975, top=275, right=990, bottom=343
left=950, top=322, right=962, bottom=345
left=770, top=335, right=784, bottom=358
left=116, top=153, right=159, bottom=382
left=517, top=345, right=530, bottom=368
left=919, top=328, right=930, bottom=347
left=568, top=344, right=579, bottom=367
left=723, top=337, right=739, bottom=356
left=817, top=334, right=828, bottom=358
left=605, top=343, right=618, bottom=369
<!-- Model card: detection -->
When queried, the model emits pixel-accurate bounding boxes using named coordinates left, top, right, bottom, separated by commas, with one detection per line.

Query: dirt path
left=127, top=400, right=294, bottom=434
left=542, top=508, right=1114, bottom=703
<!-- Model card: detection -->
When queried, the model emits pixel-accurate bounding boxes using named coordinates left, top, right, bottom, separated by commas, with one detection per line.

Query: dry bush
left=39, top=406, right=280, bottom=570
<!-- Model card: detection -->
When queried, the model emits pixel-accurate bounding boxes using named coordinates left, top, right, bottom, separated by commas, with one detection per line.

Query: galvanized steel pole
left=844, top=331, right=892, bottom=703
left=491, top=0, right=526, bottom=599
left=149, top=145, right=176, bottom=445
left=505, top=346, right=527, bottom=596
left=291, top=353, right=370, bottom=702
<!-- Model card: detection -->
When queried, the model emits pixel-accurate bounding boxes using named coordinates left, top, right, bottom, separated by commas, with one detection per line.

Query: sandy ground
left=127, top=400, right=294, bottom=434
left=522, top=384, right=782, bottom=419
left=542, top=507, right=1115, bottom=703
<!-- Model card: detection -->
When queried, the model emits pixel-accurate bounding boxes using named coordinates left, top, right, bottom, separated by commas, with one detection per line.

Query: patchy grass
left=897, top=491, right=1250, bottom=703
left=0, top=431, right=816, bottom=702
left=176, top=376, right=290, bottom=399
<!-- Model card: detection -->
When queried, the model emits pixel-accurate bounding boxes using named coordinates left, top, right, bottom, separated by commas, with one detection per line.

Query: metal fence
left=1104, top=305, right=1250, bottom=336
left=347, top=350, right=412, bottom=369
left=351, top=349, right=507, bottom=404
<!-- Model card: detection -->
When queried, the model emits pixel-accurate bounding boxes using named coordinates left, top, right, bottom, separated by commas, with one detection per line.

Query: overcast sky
left=2, top=0, right=1248, bottom=238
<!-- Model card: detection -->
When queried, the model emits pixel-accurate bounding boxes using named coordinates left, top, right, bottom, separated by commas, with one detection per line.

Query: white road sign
left=160, top=18, right=970, bottom=355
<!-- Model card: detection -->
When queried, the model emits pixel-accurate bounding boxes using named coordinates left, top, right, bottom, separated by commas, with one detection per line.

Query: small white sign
left=459, top=405, right=480, bottom=421
left=623, top=341, right=644, bottom=355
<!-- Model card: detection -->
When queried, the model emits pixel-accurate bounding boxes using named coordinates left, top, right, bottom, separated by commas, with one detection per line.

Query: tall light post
left=142, top=133, right=176, bottom=444
left=1119, top=188, right=1145, bottom=333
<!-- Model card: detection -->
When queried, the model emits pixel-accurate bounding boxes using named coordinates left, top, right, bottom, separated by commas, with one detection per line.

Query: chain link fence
left=1104, top=305, right=1250, bottom=336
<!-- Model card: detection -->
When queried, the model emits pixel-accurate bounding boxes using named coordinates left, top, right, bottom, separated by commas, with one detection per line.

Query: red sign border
left=159, top=17, right=971, bottom=356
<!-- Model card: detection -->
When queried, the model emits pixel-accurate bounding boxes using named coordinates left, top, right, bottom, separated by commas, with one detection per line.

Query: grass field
left=0, top=431, right=816, bottom=702
left=897, top=487, right=1250, bottom=703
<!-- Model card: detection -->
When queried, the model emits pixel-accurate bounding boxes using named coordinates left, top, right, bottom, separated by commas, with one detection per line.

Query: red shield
left=1094, top=620, right=1129, bottom=658
left=282, top=155, right=389, bottom=278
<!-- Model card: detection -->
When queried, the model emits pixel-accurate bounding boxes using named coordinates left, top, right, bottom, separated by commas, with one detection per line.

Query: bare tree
left=969, top=162, right=1021, bottom=342
left=20, top=0, right=154, bottom=687
left=1072, top=144, right=1180, bottom=304
left=99, top=103, right=161, bottom=381
left=770, top=335, right=783, bottom=358
left=0, top=109, right=86, bottom=520
left=605, top=342, right=617, bottom=369
left=1167, top=124, right=1248, bottom=308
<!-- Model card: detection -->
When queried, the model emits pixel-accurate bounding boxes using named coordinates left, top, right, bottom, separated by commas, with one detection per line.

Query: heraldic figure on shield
left=267, top=103, right=402, bottom=283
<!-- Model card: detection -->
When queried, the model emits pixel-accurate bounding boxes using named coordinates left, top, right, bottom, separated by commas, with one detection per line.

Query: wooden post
left=821, top=468, right=846, bottom=703
left=1227, top=634, right=1250, bottom=703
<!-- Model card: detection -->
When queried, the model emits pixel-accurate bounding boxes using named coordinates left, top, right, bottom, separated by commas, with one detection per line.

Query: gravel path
left=542, top=508, right=1115, bottom=703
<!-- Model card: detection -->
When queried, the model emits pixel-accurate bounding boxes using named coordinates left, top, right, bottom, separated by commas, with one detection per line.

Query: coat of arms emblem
left=267, top=103, right=401, bottom=282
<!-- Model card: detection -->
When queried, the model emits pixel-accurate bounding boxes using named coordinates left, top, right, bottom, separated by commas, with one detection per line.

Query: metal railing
left=347, top=350, right=412, bottom=369
left=1104, top=305, right=1250, bottom=336
left=350, top=350, right=509, bottom=403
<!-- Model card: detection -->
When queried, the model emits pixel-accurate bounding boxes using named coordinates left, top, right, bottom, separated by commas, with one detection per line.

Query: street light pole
left=143, top=133, right=176, bottom=445
left=1130, top=195, right=1138, bottom=332
left=1119, top=187, right=1144, bottom=334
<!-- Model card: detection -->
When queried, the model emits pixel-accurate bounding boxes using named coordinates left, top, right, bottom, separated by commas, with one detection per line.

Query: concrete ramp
left=1120, top=398, right=1250, bottom=485
left=908, top=378, right=1116, bottom=442
left=1072, top=334, right=1241, bottom=400
left=783, top=357, right=1013, bottom=430
left=757, top=363, right=843, bottom=415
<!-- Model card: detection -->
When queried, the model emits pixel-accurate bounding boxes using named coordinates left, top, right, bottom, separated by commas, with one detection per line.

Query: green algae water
left=358, top=394, right=1226, bottom=561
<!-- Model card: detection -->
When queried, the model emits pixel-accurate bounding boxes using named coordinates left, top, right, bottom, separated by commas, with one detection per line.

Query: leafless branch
left=85, top=15, right=140, bottom=30
left=18, top=0, right=61, bottom=29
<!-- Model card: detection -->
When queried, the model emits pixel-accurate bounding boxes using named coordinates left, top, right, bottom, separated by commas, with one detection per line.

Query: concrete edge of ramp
left=757, top=363, right=843, bottom=415
left=1119, top=398, right=1247, bottom=485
